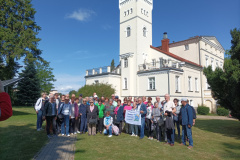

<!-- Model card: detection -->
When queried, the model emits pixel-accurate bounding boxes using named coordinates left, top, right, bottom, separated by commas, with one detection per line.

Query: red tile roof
left=150, top=45, right=202, bottom=68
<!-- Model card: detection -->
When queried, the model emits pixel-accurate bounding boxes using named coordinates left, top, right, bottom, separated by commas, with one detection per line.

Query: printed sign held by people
left=125, top=110, right=141, bottom=125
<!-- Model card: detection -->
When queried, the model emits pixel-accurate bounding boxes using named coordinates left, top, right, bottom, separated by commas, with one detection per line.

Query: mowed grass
left=0, top=107, right=48, bottom=160
left=75, top=119, right=240, bottom=160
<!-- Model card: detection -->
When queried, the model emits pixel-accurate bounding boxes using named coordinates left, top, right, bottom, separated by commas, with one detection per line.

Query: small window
left=143, top=27, right=147, bottom=37
left=126, top=27, right=131, bottom=37
left=188, top=77, right=192, bottom=91
left=216, top=60, right=219, bottom=68
left=152, top=59, right=156, bottom=67
left=124, top=11, right=126, bottom=17
left=185, top=44, right=189, bottom=50
left=124, top=58, right=128, bottom=68
left=211, top=58, right=214, bottom=70
left=205, top=55, right=209, bottom=67
left=146, top=11, right=148, bottom=16
left=141, top=8, right=143, bottom=14
left=149, top=77, right=155, bottom=90
left=127, top=10, right=129, bottom=15
left=130, top=8, right=133, bottom=14
left=195, top=78, right=198, bottom=91
left=175, top=76, right=180, bottom=92
left=124, top=78, right=128, bottom=89
left=190, top=100, right=194, bottom=106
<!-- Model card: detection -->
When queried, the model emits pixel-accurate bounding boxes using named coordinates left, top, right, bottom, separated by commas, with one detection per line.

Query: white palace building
left=85, top=0, right=225, bottom=113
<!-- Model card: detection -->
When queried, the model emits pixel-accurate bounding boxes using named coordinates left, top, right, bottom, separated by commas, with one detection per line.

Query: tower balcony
left=86, top=66, right=121, bottom=77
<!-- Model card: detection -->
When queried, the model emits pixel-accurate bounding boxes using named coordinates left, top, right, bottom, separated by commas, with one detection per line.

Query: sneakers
left=77, top=131, right=80, bottom=134
left=62, top=134, right=64, bottom=136
left=74, top=132, right=77, bottom=135
left=67, top=134, right=70, bottom=137
left=108, top=135, right=112, bottom=138
left=37, top=129, right=41, bottom=131
left=131, top=134, right=135, bottom=136
left=188, top=146, right=193, bottom=149
left=135, top=135, right=138, bottom=137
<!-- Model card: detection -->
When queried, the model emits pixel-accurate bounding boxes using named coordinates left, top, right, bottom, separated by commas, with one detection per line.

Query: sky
left=30, top=0, right=240, bottom=94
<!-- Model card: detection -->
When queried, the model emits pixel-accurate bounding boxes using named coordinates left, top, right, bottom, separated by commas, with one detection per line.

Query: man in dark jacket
left=137, top=97, right=147, bottom=139
left=43, top=96, right=57, bottom=138
left=180, top=98, right=193, bottom=149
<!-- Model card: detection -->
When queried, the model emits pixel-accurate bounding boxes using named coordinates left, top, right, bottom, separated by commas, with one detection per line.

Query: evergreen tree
left=204, top=28, right=240, bottom=120
left=16, top=62, right=41, bottom=106
left=110, top=59, right=115, bottom=72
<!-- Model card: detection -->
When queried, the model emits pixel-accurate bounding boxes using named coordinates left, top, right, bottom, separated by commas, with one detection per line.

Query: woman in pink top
left=124, top=100, right=133, bottom=134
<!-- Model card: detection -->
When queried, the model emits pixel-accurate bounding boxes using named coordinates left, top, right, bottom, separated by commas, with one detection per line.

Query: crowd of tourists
left=35, top=93, right=195, bottom=149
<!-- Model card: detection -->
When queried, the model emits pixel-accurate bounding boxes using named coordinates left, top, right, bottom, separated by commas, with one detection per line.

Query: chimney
left=161, top=32, right=169, bottom=52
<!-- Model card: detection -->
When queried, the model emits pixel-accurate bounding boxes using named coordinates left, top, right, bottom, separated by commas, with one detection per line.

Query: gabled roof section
left=158, top=36, right=225, bottom=52
left=150, top=45, right=202, bottom=68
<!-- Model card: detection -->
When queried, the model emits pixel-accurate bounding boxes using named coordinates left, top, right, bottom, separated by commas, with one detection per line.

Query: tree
left=77, top=83, right=115, bottom=98
left=16, top=62, right=41, bottom=106
left=0, top=0, right=45, bottom=80
left=36, top=61, right=56, bottom=94
left=110, top=59, right=115, bottom=72
left=203, top=28, right=240, bottom=120
left=69, top=90, right=78, bottom=98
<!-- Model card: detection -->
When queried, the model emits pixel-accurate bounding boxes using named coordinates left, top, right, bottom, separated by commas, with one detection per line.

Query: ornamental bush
left=217, top=108, right=229, bottom=116
left=197, top=106, right=210, bottom=115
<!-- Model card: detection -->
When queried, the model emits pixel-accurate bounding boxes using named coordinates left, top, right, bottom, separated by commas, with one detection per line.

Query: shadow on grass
left=221, top=142, right=240, bottom=159
left=13, top=110, right=34, bottom=116
left=195, top=119, right=240, bottom=139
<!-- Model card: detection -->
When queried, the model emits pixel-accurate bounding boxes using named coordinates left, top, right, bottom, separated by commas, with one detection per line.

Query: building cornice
left=137, top=68, right=183, bottom=76
left=201, top=48, right=224, bottom=60
left=120, top=53, right=134, bottom=59
left=85, top=73, right=121, bottom=79
left=200, top=37, right=225, bottom=53
left=120, top=16, right=152, bottom=25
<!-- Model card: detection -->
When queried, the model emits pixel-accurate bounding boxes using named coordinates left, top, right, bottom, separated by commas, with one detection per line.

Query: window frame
left=124, top=58, right=128, bottom=68
left=175, top=76, right=181, bottom=93
left=148, top=77, right=156, bottom=90
left=126, top=26, right=131, bottom=37
left=185, top=44, right=189, bottom=50
left=188, top=76, right=192, bottom=92
left=143, top=27, right=147, bottom=37
left=124, top=78, right=128, bottom=90
left=195, top=78, right=199, bottom=92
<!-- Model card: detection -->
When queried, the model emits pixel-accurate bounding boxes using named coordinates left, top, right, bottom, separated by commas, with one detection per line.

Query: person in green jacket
left=96, top=99, right=105, bottom=134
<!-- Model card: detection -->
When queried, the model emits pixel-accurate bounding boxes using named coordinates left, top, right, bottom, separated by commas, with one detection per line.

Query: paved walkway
left=33, top=135, right=77, bottom=160
left=197, top=115, right=237, bottom=121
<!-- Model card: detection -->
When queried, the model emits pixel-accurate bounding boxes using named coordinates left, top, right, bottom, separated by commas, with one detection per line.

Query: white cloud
left=66, top=9, right=95, bottom=21
left=53, top=74, right=85, bottom=94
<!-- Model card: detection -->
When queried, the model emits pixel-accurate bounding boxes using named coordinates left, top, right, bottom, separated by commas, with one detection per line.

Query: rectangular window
left=188, top=77, right=192, bottom=91
left=152, top=59, right=156, bottom=67
left=124, top=59, right=128, bottom=68
left=124, top=78, right=127, bottom=89
left=211, top=58, right=214, bottom=70
left=175, top=76, right=181, bottom=92
left=149, top=77, right=155, bottom=90
left=205, top=55, right=209, bottom=67
left=216, top=60, right=219, bottom=68
left=185, top=44, right=189, bottom=50
left=195, top=78, right=198, bottom=91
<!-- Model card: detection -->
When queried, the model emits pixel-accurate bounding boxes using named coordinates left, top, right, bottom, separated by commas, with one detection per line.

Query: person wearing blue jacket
left=137, top=97, right=147, bottom=139
left=180, top=98, right=193, bottom=149
left=79, top=98, right=89, bottom=134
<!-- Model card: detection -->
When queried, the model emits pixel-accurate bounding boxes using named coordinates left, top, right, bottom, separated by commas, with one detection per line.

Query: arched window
left=126, top=27, right=131, bottom=37
left=143, top=27, right=147, bottom=37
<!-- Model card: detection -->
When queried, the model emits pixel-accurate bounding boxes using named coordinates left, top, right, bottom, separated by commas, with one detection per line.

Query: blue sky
left=30, top=0, right=240, bottom=93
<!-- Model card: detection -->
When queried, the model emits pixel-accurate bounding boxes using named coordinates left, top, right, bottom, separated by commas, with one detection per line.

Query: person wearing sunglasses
left=86, top=100, right=99, bottom=136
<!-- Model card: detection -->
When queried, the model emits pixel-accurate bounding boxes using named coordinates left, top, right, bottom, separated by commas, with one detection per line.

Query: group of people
left=35, top=93, right=195, bottom=149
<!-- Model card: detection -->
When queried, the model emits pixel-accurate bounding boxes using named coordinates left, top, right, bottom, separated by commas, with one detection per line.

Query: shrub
left=217, top=108, right=229, bottom=116
left=197, top=106, right=210, bottom=115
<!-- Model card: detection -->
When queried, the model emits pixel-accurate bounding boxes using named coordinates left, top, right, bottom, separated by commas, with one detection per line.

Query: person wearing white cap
left=179, top=98, right=193, bottom=149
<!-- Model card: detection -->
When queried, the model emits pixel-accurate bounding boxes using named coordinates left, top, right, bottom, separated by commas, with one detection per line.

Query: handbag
left=89, top=116, right=97, bottom=124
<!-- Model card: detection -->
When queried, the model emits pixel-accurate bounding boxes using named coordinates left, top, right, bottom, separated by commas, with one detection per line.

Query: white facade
left=85, top=0, right=225, bottom=113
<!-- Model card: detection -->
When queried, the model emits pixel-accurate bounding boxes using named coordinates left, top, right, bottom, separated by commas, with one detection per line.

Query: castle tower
left=119, top=0, right=153, bottom=96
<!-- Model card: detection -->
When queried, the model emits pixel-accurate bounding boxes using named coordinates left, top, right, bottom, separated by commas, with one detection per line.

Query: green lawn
left=1, top=107, right=240, bottom=160
left=75, top=119, right=240, bottom=160
left=0, top=107, right=48, bottom=160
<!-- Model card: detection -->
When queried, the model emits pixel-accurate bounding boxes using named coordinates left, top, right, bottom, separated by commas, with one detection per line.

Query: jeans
left=147, top=119, right=153, bottom=137
left=125, top=123, right=131, bottom=134
left=174, top=120, right=180, bottom=138
left=61, top=115, right=70, bottom=135
left=131, top=124, right=138, bottom=135
left=80, top=116, right=87, bottom=132
left=46, top=116, right=56, bottom=135
left=154, top=123, right=162, bottom=141
left=116, top=121, right=122, bottom=134
left=104, top=125, right=112, bottom=136
left=36, top=110, right=43, bottom=129
left=70, top=118, right=76, bottom=134
left=182, top=125, right=193, bottom=146
left=98, top=118, right=104, bottom=132
left=167, top=129, right=175, bottom=144
left=139, top=117, right=145, bottom=138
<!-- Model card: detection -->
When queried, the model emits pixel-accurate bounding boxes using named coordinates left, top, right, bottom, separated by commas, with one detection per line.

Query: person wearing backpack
left=179, top=98, right=193, bottom=149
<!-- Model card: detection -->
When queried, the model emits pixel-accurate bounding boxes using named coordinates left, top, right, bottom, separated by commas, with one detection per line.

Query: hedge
left=217, top=108, right=229, bottom=116
left=197, top=106, right=210, bottom=115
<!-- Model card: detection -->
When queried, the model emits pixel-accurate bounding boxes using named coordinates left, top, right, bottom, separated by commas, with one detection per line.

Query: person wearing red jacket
left=0, top=80, right=13, bottom=121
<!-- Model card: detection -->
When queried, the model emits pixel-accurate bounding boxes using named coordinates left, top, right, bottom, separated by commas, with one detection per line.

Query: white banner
left=125, top=110, right=141, bottom=125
